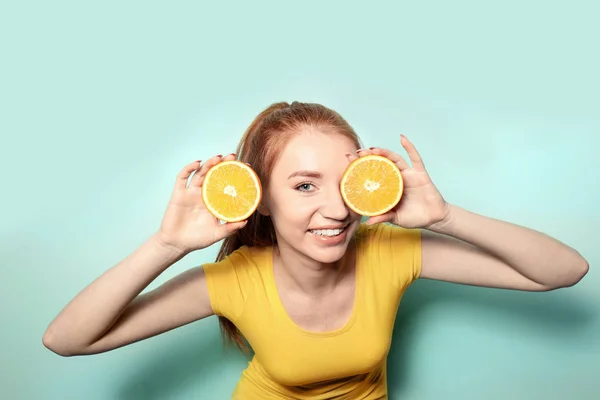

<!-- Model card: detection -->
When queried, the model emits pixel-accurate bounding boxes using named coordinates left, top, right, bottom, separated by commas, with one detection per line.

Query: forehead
left=272, top=127, right=358, bottom=178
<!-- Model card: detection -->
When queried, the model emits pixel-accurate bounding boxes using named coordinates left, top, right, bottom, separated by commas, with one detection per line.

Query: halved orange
left=340, top=155, right=404, bottom=216
left=202, top=161, right=262, bottom=222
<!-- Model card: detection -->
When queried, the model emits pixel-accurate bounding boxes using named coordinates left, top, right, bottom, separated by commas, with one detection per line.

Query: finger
left=216, top=220, right=248, bottom=240
left=365, top=211, right=395, bottom=225
left=176, top=160, right=202, bottom=190
left=355, top=148, right=373, bottom=157
left=400, top=134, right=426, bottom=172
left=345, top=152, right=359, bottom=165
left=189, top=155, right=223, bottom=188
left=368, top=147, right=411, bottom=171
left=222, top=152, right=237, bottom=162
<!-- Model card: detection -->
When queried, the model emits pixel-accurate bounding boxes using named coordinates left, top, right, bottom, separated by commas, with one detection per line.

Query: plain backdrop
left=1, top=1, right=598, bottom=399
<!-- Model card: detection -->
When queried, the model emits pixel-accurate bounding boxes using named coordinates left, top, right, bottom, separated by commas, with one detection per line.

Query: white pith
left=223, top=185, right=237, bottom=197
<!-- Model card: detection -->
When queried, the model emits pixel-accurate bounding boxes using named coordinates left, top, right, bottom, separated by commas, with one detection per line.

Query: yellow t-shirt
left=203, top=222, right=422, bottom=399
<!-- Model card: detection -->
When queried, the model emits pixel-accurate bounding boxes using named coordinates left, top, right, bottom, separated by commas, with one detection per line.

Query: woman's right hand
left=156, top=153, right=247, bottom=254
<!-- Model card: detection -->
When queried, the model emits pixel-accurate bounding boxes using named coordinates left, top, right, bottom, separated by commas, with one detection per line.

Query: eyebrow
left=287, top=170, right=323, bottom=180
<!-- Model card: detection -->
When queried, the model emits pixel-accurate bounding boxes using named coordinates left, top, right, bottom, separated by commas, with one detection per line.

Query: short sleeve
left=365, top=222, right=422, bottom=289
left=202, top=249, right=249, bottom=322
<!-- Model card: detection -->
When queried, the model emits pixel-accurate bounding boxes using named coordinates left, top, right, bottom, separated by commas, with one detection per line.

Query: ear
left=257, top=200, right=270, bottom=216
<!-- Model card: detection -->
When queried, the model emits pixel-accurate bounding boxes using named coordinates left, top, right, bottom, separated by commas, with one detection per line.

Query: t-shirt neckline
left=264, top=239, right=363, bottom=338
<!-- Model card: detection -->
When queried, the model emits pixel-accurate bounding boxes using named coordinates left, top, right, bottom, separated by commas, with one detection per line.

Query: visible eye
left=295, top=183, right=315, bottom=192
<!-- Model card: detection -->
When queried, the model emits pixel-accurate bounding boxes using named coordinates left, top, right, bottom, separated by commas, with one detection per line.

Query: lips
left=308, top=223, right=350, bottom=237
left=308, top=223, right=349, bottom=231
left=309, top=227, right=345, bottom=237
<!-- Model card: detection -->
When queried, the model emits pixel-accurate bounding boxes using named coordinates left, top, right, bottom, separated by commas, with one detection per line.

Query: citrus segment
left=340, top=155, right=403, bottom=216
left=202, top=161, right=262, bottom=222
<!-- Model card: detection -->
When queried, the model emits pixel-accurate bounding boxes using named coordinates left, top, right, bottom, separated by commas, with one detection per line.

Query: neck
left=273, top=241, right=356, bottom=298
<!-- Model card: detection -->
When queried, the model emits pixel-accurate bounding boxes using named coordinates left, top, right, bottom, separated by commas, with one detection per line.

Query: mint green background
left=1, top=1, right=598, bottom=399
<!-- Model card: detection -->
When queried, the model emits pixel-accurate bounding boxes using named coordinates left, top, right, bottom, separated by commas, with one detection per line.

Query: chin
left=302, top=225, right=358, bottom=264
left=307, top=248, right=349, bottom=264
left=302, top=252, right=347, bottom=266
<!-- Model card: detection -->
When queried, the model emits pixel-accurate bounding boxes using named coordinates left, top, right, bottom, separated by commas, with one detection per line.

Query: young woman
left=43, top=101, right=589, bottom=399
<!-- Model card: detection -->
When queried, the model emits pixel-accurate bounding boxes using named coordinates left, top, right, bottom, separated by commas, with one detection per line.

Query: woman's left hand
left=348, top=135, right=450, bottom=229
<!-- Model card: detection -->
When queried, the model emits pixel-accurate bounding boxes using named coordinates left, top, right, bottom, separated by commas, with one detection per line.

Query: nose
left=320, top=186, right=350, bottom=221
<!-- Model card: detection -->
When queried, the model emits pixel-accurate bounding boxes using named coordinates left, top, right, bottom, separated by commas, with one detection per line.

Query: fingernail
left=356, top=148, right=366, bottom=153
left=229, top=153, right=236, bottom=157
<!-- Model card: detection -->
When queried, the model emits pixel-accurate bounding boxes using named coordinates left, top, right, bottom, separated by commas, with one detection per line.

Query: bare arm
left=354, top=137, right=589, bottom=292
left=420, top=204, right=589, bottom=291
left=43, top=155, right=246, bottom=356
left=42, top=234, right=213, bottom=356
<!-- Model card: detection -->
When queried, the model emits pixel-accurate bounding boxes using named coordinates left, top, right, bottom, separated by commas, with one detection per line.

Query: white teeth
left=310, top=228, right=344, bottom=237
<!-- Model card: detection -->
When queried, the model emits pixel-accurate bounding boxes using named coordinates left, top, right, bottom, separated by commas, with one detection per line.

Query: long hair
left=215, top=101, right=362, bottom=352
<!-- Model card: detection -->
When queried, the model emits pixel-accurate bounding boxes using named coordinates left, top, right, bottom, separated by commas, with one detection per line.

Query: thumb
left=366, top=212, right=395, bottom=226
left=216, top=220, right=248, bottom=239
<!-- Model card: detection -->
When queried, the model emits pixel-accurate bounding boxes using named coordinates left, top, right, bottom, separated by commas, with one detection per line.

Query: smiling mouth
left=308, top=225, right=349, bottom=237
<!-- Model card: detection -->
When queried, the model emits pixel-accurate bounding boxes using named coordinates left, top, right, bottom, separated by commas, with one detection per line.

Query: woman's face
left=263, top=127, right=362, bottom=264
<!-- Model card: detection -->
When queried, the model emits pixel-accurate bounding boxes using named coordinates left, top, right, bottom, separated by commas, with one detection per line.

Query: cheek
left=270, top=191, right=319, bottom=221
